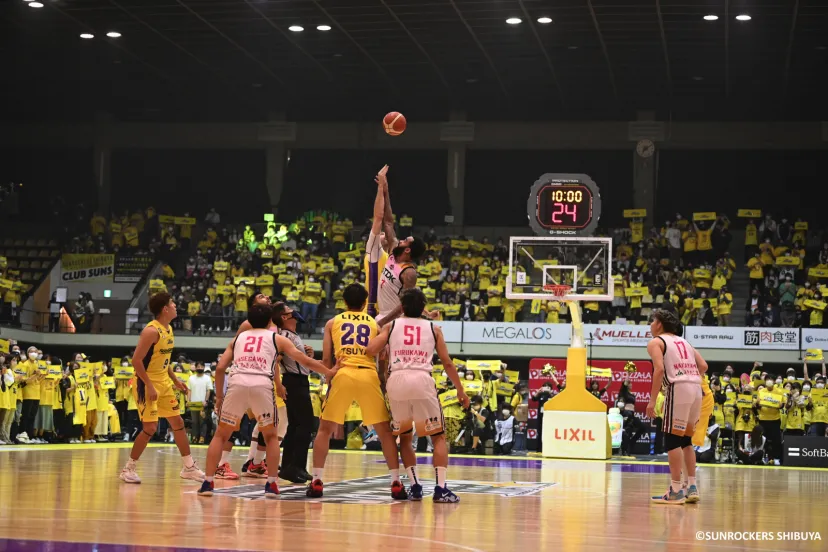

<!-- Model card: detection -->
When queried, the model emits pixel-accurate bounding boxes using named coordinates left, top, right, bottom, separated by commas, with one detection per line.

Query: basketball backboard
left=505, top=236, right=613, bottom=302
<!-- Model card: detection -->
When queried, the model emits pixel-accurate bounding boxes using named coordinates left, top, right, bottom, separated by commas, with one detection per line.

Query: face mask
left=464, top=265, right=470, bottom=270
left=121, top=361, right=129, bottom=367
left=465, top=374, right=474, bottom=380
left=817, top=383, right=826, bottom=389
left=338, top=284, right=344, bottom=289
left=37, top=353, right=43, bottom=361
left=225, top=280, right=231, bottom=285
left=722, top=376, right=730, bottom=383
left=765, top=380, right=774, bottom=388
left=457, top=372, right=465, bottom=379
left=617, top=402, right=625, bottom=409
left=501, top=409, right=510, bottom=417
left=308, top=278, right=314, bottom=282
left=75, top=356, right=83, bottom=362
left=803, top=385, right=811, bottom=391
left=28, top=352, right=37, bottom=360
left=465, top=301, right=470, bottom=306
left=787, top=375, right=795, bottom=381
left=775, top=379, right=783, bottom=385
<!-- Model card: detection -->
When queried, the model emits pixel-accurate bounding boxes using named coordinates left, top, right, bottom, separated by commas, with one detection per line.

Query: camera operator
left=619, top=399, right=645, bottom=456
left=465, top=395, right=491, bottom=454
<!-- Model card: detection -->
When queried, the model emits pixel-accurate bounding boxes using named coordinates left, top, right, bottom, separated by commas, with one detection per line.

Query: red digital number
left=403, top=325, right=421, bottom=346
left=551, top=202, right=578, bottom=224
left=243, top=336, right=263, bottom=353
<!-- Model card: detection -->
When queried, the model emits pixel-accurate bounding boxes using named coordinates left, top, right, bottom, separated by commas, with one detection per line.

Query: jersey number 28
left=341, top=323, right=370, bottom=347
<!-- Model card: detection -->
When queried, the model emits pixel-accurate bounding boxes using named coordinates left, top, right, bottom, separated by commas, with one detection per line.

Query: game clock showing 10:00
left=526, top=173, right=602, bottom=236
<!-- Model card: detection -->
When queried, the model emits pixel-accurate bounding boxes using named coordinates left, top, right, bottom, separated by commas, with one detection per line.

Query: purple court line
left=0, top=539, right=241, bottom=552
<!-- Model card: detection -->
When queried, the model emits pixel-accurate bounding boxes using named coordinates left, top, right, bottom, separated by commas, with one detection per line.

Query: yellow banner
left=811, top=388, right=828, bottom=404
left=624, top=287, right=648, bottom=297
left=174, top=216, right=196, bottom=226
left=737, top=209, right=762, bottom=218
left=795, top=222, right=808, bottom=230
left=805, top=349, right=824, bottom=361
left=158, top=215, right=176, bottom=224
left=775, top=257, right=800, bottom=267
left=759, top=392, right=784, bottom=409
left=0, top=278, right=13, bottom=290
left=693, top=298, right=718, bottom=309
left=623, top=209, right=647, bottom=218
left=214, top=261, right=229, bottom=272
left=505, top=369, right=519, bottom=382
left=453, top=359, right=467, bottom=369
left=586, top=366, right=612, bottom=378
left=100, top=376, right=116, bottom=390
left=80, top=361, right=104, bottom=376
left=0, top=338, right=8, bottom=354
left=439, top=390, right=459, bottom=408
left=233, top=276, right=255, bottom=286
left=115, top=365, right=134, bottom=380
left=808, top=268, right=828, bottom=278
left=804, top=299, right=827, bottom=311
left=465, top=360, right=502, bottom=371
left=693, top=212, right=716, bottom=221
left=61, top=254, right=115, bottom=283
left=463, top=380, right=482, bottom=395
left=496, top=381, right=515, bottom=395
left=450, top=239, right=469, bottom=250
left=74, top=366, right=91, bottom=384
left=46, top=366, right=62, bottom=380
left=693, top=268, right=712, bottom=279
left=736, top=394, right=754, bottom=407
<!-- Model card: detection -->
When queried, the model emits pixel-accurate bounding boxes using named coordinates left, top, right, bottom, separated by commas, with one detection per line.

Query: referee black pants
left=282, top=373, right=313, bottom=471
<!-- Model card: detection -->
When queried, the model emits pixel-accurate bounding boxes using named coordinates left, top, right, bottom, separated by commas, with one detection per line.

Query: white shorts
left=386, top=370, right=444, bottom=436
left=663, top=382, right=702, bottom=436
left=219, top=379, right=278, bottom=429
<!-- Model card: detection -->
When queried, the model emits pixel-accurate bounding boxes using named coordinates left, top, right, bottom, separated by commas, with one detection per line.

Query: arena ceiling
left=4, top=0, right=828, bottom=122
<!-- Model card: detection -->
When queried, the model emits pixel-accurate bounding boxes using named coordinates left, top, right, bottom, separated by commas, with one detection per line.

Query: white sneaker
left=123, top=434, right=130, bottom=442
left=85, top=439, right=96, bottom=444
left=0, top=439, right=6, bottom=445
left=773, top=459, right=780, bottom=466
left=17, top=433, right=30, bottom=444
left=180, top=464, right=206, bottom=482
left=69, top=439, right=78, bottom=444
left=235, top=439, right=241, bottom=446
left=120, top=463, right=142, bottom=484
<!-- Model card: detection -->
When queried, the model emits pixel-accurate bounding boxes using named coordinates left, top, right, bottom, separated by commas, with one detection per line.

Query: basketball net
left=541, top=284, right=586, bottom=348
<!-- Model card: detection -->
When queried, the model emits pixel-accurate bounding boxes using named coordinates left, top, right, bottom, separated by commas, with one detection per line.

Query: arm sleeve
left=367, top=231, right=383, bottom=264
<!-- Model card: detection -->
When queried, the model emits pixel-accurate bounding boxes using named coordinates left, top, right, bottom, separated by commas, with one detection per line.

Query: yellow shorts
left=692, top=390, right=716, bottom=446
left=134, top=379, right=180, bottom=423
left=321, top=369, right=390, bottom=426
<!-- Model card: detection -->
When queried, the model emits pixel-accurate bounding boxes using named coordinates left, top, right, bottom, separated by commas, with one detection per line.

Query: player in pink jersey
left=367, top=288, right=469, bottom=503
left=198, top=303, right=335, bottom=499
left=646, top=308, right=708, bottom=505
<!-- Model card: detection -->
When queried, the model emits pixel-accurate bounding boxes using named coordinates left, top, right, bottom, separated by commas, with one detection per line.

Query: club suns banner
left=60, top=254, right=115, bottom=283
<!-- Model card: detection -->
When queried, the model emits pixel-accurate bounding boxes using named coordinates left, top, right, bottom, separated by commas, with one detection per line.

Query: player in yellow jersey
left=306, top=283, right=407, bottom=500
left=120, top=292, right=205, bottom=484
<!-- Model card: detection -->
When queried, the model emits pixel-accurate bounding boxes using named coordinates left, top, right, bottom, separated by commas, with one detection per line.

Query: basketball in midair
left=383, top=112, right=406, bottom=136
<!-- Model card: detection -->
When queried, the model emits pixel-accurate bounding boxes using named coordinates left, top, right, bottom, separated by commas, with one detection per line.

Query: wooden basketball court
left=0, top=444, right=825, bottom=551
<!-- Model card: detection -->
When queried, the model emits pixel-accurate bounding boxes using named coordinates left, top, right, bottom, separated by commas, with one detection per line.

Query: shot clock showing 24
left=526, top=173, right=602, bottom=236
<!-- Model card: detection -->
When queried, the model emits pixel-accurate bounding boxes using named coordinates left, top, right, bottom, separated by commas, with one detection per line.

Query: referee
left=272, top=302, right=315, bottom=483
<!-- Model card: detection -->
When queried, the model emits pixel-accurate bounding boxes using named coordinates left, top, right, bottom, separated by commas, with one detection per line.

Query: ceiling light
left=316, top=25, right=331, bottom=31
left=691, top=76, right=704, bottom=81
left=29, top=2, right=44, bottom=7
left=106, top=31, right=122, bottom=38
left=735, top=14, right=751, bottom=21
left=506, top=18, right=522, bottom=25
left=80, top=33, right=94, bottom=39
left=537, top=17, right=553, bottom=24
left=703, top=15, right=718, bottom=21
left=567, top=45, right=578, bottom=50
left=288, top=25, right=304, bottom=32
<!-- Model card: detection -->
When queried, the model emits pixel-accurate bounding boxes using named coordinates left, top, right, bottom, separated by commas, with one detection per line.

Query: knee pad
left=257, top=431, right=266, bottom=447
left=664, top=433, right=684, bottom=452
left=681, top=435, right=693, bottom=448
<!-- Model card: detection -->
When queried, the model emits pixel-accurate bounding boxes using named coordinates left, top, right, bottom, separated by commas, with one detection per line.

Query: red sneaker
left=306, top=479, right=324, bottom=498
left=215, top=463, right=240, bottom=480
left=391, top=480, right=408, bottom=500
left=244, top=461, right=268, bottom=479
left=264, top=481, right=280, bottom=499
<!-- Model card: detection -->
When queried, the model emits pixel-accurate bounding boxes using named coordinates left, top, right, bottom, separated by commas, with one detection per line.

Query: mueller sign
left=587, top=325, right=652, bottom=346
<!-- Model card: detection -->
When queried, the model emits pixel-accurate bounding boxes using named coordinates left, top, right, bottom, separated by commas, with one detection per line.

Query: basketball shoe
left=264, top=481, right=280, bottom=499
left=408, top=483, right=424, bottom=501
left=180, top=463, right=206, bottom=482
left=685, top=485, right=700, bottom=503
left=215, top=463, right=240, bottom=480
left=119, top=460, right=141, bottom=484
left=433, top=486, right=460, bottom=503
left=197, top=480, right=214, bottom=497
left=245, top=461, right=268, bottom=478
left=391, top=480, right=409, bottom=500
left=651, top=487, right=686, bottom=505
left=306, top=479, right=324, bottom=498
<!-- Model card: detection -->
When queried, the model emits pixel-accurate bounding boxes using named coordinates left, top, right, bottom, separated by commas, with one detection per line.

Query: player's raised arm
left=380, top=167, right=398, bottom=253
left=132, top=325, right=160, bottom=400
left=434, top=326, right=469, bottom=408
left=366, top=324, right=391, bottom=357
left=371, top=168, right=386, bottom=236
left=274, top=333, right=334, bottom=379
left=646, top=338, right=665, bottom=418
left=322, top=319, right=335, bottom=369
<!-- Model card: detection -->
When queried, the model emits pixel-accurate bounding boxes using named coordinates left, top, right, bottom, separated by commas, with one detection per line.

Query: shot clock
left=526, top=173, right=602, bottom=236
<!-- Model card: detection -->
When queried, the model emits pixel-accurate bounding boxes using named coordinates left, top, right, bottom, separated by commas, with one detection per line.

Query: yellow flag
left=805, top=349, right=824, bottom=361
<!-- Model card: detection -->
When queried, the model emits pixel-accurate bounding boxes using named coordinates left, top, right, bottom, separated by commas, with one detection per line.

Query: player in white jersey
left=367, top=288, right=469, bottom=503
left=368, top=167, right=429, bottom=326
left=198, top=303, right=335, bottom=498
left=646, top=308, right=708, bottom=505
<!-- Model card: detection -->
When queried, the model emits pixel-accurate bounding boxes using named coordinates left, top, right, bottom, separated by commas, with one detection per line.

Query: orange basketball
left=383, top=111, right=406, bottom=136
